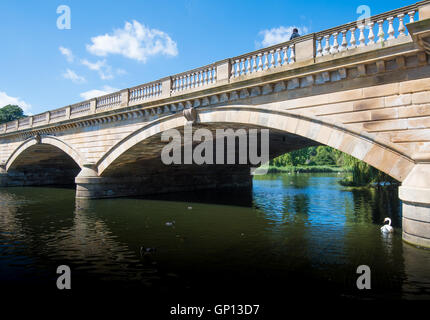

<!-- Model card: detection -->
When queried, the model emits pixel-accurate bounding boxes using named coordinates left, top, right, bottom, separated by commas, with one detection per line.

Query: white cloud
left=81, top=59, right=114, bottom=80
left=81, top=59, right=105, bottom=71
left=62, top=69, right=86, bottom=83
left=0, top=91, right=32, bottom=113
left=59, top=46, right=74, bottom=62
left=86, top=20, right=178, bottom=62
left=257, top=26, right=309, bottom=47
left=116, top=68, right=127, bottom=75
left=80, top=85, right=119, bottom=100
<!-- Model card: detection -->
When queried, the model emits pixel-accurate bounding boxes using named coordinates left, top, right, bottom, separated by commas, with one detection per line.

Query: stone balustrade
left=171, top=65, right=217, bottom=93
left=315, top=5, right=420, bottom=57
left=129, top=81, right=162, bottom=103
left=96, top=92, right=122, bottom=111
left=70, top=101, right=91, bottom=116
left=1, top=0, right=428, bottom=134
left=50, top=108, right=67, bottom=121
left=230, top=43, right=296, bottom=78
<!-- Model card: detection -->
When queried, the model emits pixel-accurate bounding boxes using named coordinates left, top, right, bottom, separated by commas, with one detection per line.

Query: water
left=0, top=173, right=429, bottom=304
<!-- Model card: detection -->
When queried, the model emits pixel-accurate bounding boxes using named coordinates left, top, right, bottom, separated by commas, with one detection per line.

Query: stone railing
left=96, top=91, right=122, bottom=111
left=171, top=64, right=217, bottom=93
left=50, top=108, right=67, bottom=121
left=129, top=80, right=162, bottom=103
left=70, top=101, right=91, bottom=116
left=230, top=41, right=297, bottom=78
left=315, top=2, right=421, bottom=56
left=1, top=0, right=429, bottom=135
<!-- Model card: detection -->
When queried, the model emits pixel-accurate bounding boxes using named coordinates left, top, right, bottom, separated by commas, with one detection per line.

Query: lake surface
left=1, top=173, right=429, bottom=303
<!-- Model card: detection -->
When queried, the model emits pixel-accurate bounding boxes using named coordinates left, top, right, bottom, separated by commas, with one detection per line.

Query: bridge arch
left=97, top=106, right=415, bottom=181
left=5, top=135, right=87, bottom=171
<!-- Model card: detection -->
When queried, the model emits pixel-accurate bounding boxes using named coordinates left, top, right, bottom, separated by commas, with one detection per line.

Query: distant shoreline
left=265, top=165, right=348, bottom=174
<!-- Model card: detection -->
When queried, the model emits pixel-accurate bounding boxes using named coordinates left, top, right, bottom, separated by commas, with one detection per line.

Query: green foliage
left=0, top=105, right=25, bottom=124
left=271, top=145, right=398, bottom=187
left=309, top=146, right=337, bottom=165
left=340, top=154, right=398, bottom=187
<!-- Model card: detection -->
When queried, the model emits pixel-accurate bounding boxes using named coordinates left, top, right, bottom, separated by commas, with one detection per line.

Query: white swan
left=381, top=217, right=394, bottom=233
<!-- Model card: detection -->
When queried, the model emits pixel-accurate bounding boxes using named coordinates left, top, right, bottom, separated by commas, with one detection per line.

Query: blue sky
left=0, top=0, right=417, bottom=115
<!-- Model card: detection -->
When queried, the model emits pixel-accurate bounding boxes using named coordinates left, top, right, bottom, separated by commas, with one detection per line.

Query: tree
left=309, top=146, right=337, bottom=165
left=0, top=105, right=25, bottom=124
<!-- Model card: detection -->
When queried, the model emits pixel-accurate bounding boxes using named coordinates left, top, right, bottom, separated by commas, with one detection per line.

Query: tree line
left=270, top=145, right=398, bottom=187
left=0, top=105, right=25, bottom=124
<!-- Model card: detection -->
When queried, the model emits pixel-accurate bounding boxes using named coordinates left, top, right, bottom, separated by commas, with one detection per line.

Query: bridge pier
left=399, top=163, right=430, bottom=248
left=0, top=166, right=8, bottom=187
left=75, top=164, right=253, bottom=199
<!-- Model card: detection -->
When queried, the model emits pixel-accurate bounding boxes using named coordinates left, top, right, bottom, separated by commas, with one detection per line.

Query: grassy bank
left=266, top=165, right=348, bottom=174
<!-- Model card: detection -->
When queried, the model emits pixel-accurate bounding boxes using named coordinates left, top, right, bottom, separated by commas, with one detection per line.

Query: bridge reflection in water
left=0, top=173, right=429, bottom=299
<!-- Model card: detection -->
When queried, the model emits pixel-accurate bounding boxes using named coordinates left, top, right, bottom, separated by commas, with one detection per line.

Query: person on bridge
left=290, top=28, right=300, bottom=40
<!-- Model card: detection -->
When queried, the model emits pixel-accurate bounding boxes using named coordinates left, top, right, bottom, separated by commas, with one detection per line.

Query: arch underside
left=98, top=107, right=415, bottom=183
left=5, top=143, right=81, bottom=187
left=101, top=123, right=317, bottom=177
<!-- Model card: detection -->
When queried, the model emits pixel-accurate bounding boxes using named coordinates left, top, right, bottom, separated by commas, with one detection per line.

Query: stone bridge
left=1, top=1, right=430, bottom=247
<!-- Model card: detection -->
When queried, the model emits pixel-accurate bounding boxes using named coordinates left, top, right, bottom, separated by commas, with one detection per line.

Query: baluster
left=196, top=71, right=200, bottom=87
left=252, top=55, right=257, bottom=72
left=236, top=59, right=241, bottom=77
left=358, top=23, right=365, bottom=47
left=193, top=73, right=197, bottom=88
left=377, top=19, right=385, bottom=43
left=323, top=35, right=331, bottom=55
left=246, top=57, right=251, bottom=74
left=339, top=30, right=348, bottom=51
left=368, top=21, right=375, bottom=45
left=289, top=44, right=295, bottom=64
left=282, top=47, right=288, bottom=64
left=263, top=52, right=269, bottom=70
left=387, top=17, right=395, bottom=40
left=349, top=27, right=357, bottom=49
left=231, top=60, right=236, bottom=78
left=241, top=58, right=246, bottom=75
left=201, top=70, right=205, bottom=86
left=184, top=75, right=188, bottom=90
left=316, top=37, right=323, bottom=56
left=332, top=32, right=339, bottom=53
left=408, top=11, right=415, bottom=23
left=206, top=69, right=210, bottom=85
left=213, top=67, right=217, bottom=82
left=209, top=68, right=213, bottom=83
left=269, top=50, right=275, bottom=68
left=398, top=14, right=406, bottom=37
left=276, top=48, right=282, bottom=66
left=257, top=53, right=263, bottom=71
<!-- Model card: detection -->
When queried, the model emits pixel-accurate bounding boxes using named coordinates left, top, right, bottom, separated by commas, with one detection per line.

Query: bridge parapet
left=0, top=0, right=430, bottom=137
